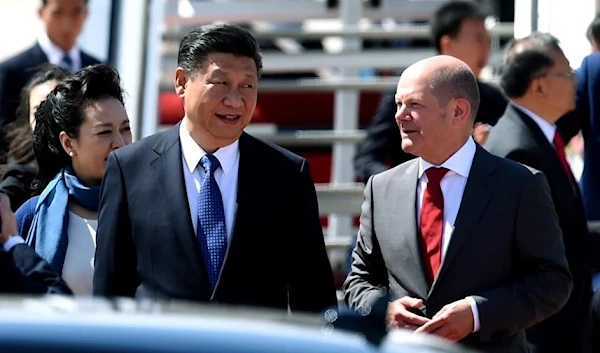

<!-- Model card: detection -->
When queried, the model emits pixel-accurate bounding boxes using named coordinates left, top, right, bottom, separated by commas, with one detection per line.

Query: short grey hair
left=428, top=65, right=480, bottom=121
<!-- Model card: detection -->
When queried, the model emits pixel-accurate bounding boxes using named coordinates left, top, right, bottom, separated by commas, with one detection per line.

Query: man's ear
left=439, top=35, right=453, bottom=55
left=452, top=98, right=472, bottom=125
left=174, top=67, right=188, bottom=98
left=532, top=77, right=547, bottom=98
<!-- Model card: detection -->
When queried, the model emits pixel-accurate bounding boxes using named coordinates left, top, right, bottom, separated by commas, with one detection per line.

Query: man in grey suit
left=344, top=55, right=572, bottom=353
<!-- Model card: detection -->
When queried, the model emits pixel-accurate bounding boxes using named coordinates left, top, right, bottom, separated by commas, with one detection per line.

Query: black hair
left=587, top=13, right=600, bottom=45
left=429, top=65, right=480, bottom=121
left=177, top=23, right=263, bottom=78
left=1, top=65, right=70, bottom=171
left=500, top=32, right=563, bottom=99
left=32, top=64, right=124, bottom=193
left=431, top=1, right=487, bottom=54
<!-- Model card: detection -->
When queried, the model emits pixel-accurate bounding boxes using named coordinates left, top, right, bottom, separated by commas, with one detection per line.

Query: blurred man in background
left=354, top=0, right=507, bottom=184
left=0, top=0, right=100, bottom=150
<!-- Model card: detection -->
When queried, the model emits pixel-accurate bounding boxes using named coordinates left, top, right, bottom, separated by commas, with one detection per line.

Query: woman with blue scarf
left=15, top=64, right=132, bottom=296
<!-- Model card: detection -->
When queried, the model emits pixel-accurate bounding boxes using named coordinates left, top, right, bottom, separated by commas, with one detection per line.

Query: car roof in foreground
left=0, top=296, right=478, bottom=353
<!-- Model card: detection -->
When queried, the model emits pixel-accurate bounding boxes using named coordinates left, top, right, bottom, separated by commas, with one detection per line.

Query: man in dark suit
left=0, top=194, right=71, bottom=294
left=354, top=1, right=507, bottom=184
left=93, top=24, right=337, bottom=313
left=344, top=55, right=572, bottom=353
left=0, top=0, right=100, bottom=143
left=485, top=32, right=592, bottom=353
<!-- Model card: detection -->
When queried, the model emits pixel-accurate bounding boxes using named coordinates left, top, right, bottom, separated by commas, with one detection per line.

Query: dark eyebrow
left=212, top=68, right=257, bottom=80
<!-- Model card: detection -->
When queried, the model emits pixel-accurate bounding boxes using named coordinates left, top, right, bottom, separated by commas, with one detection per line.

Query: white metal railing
left=163, top=0, right=449, bottom=25
left=255, top=130, right=367, bottom=147
left=316, top=183, right=364, bottom=216
left=162, top=22, right=514, bottom=41
left=316, top=182, right=363, bottom=250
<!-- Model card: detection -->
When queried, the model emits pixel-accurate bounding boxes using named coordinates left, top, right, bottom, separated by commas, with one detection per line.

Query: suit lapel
left=149, top=124, right=206, bottom=280
left=32, top=43, right=49, bottom=64
left=431, top=146, right=497, bottom=292
left=389, top=162, right=429, bottom=298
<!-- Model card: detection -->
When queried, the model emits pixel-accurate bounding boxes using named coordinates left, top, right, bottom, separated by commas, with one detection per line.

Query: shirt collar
left=37, top=31, right=80, bottom=69
left=511, top=103, right=556, bottom=143
left=418, top=137, right=476, bottom=179
left=179, top=123, right=239, bottom=176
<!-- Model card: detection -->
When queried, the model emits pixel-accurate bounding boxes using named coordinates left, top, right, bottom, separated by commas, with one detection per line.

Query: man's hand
left=387, top=296, right=430, bottom=331
left=0, top=194, right=17, bottom=245
left=414, top=298, right=474, bottom=341
left=472, top=122, right=491, bottom=145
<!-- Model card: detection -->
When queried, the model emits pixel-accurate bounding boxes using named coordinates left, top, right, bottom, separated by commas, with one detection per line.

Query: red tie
left=420, top=167, right=448, bottom=284
left=553, top=131, right=574, bottom=183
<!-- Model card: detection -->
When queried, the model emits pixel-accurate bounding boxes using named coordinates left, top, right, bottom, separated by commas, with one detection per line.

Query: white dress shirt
left=61, top=212, right=97, bottom=296
left=512, top=103, right=556, bottom=144
left=179, top=123, right=239, bottom=242
left=37, top=31, right=81, bottom=71
left=417, top=137, right=481, bottom=332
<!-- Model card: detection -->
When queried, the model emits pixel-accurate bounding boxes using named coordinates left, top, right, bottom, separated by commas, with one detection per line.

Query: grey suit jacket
left=344, top=145, right=572, bottom=353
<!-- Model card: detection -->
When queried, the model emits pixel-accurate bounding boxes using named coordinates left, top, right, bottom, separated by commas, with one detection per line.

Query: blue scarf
left=26, top=167, right=101, bottom=273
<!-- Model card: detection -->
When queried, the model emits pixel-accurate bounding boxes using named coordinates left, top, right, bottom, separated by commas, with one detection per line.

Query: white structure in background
left=514, top=0, right=599, bottom=68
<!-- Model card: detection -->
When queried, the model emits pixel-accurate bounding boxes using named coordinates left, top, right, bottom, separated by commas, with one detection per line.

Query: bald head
left=402, top=55, right=480, bottom=120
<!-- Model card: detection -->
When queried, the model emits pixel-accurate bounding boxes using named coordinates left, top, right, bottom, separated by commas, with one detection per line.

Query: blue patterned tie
left=197, top=154, right=227, bottom=290
left=61, top=54, right=73, bottom=72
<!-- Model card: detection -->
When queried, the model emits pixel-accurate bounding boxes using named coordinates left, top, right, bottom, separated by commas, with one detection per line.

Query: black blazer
left=0, top=159, right=38, bottom=211
left=354, top=81, right=508, bottom=183
left=0, top=243, right=72, bottom=294
left=93, top=124, right=338, bottom=313
left=485, top=104, right=592, bottom=353
left=0, top=43, right=101, bottom=134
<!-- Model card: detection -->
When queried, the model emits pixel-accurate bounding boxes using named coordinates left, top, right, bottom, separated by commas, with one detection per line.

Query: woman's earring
left=69, top=152, right=74, bottom=157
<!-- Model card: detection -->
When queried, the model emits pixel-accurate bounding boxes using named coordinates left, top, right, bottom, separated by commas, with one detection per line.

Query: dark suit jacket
left=93, top=124, right=337, bottom=313
left=485, top=104, right=592, bottom=353
left=0, top=159, right=38, bottom=211
left=557, top=52, right=600, bottom=220
left=354, top=81, right=508, bottom=183
left=0, top=243, right=71, bottom=294
left=344, top=145, right=572, bottom=353
left=0, top=43, right=100, bottom=136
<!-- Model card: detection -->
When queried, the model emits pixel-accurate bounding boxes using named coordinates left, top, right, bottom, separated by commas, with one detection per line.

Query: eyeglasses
left=537, top=70, right=577, bottom=79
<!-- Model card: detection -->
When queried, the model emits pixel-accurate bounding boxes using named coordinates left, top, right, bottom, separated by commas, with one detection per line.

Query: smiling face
left=175, top=53, right=258, bottom=153
left=394, top=57, right=475, bottom=165
left=395, top=78, right=453, bottom=162
left=59, top=97, right=132, bottom=186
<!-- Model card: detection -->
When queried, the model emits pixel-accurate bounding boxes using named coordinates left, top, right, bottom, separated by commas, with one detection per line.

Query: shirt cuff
left=3, top=235, right=25, bottom=252
left=466, top=296, right=480, bottom=332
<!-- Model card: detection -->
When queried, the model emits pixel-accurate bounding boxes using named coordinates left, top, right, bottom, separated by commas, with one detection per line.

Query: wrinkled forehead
left=395, top=73, right=431, bottom=101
